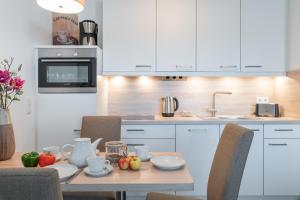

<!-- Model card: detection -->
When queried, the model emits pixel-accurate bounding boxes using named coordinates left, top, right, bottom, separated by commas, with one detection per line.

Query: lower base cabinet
left=122, top=138, right=175, bottom=152
left=264, top=139, right=300, bottom=196
left=176, top=125, right=219, bottom=196
left=121, top=125, right=176, bottom=200
left=221, top=124, right=264, bottom=196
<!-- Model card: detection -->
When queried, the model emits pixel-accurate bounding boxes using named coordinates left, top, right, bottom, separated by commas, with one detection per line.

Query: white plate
left=46, top=164, right=78, bottom=182
left=150, top=156, right=186, bottom=170
left=84, top=165, right=113, bottom=177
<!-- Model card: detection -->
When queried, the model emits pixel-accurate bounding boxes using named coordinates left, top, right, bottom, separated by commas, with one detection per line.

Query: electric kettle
left=161, top=96, right=179, bottom=117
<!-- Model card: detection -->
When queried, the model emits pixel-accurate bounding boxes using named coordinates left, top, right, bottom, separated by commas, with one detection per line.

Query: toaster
left=255, top=103, right=280, bottom=117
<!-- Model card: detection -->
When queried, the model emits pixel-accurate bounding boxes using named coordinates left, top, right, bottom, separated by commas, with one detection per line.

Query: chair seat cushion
left=63, top=191, right=115, bottom=200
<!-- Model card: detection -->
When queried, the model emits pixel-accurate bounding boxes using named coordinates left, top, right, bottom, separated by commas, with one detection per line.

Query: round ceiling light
left=36, top=0, right=85, bottom=14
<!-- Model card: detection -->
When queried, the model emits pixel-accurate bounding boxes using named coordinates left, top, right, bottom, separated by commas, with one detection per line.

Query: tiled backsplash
left=107, top=76, right=275, bottom=117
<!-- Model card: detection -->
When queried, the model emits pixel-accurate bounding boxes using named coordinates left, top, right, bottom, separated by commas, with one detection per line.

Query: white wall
left=288, top=0, right=300, bottom=71
left=0, top=0, right=101, bottom=151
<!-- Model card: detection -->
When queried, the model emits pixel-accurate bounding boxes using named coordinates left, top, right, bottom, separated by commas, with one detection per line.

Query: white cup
left=134, top=146, right=150, bottom=160
left=87, top=156, right=110, bottom=173
left=43, top=146, right=60, bottom=156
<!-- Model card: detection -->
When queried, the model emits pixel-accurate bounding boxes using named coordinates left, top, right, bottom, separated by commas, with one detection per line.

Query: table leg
left=116, top=191, right=126, bottom=200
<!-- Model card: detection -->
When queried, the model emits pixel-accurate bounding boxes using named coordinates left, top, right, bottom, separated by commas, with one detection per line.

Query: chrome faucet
left=208, top=91, right=232, bottom=117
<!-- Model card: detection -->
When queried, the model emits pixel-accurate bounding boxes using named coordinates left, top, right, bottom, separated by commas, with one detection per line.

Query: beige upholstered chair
left=63, top=116, right=121, bottom=200
left=147, top=123, right=254, bottom=200
left=0, top=168, right=63, bottom=200
left=80, top=116, right=122, bottom=151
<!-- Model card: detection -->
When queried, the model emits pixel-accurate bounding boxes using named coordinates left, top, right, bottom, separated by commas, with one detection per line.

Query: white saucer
left=84, top=165, right=113, bottom=177
left=140, top=153, right=152, bottom=162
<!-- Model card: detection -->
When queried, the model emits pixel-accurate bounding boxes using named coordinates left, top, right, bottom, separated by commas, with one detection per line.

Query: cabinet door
left=220, top=124, right=263, bottom=196
left=36, top=94, right=97, bottom=151
left=241, top=0, right=287, bottom=72
left=176, top=125, right=219, bottom=196
left=122, top=139, right=175, bottom=152
left=103, top=0, right=156, bottom=72
left=264, top=139, right=300, bottom=195
left=157, top=0, right=196, bottom=72
left=197, top=0, right=240, bottom=72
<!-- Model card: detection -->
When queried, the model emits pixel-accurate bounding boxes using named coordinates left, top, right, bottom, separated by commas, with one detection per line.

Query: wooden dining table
left=0, top=152, right=194, bottom=200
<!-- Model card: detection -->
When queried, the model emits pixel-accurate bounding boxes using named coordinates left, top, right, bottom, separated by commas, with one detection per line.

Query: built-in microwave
left=38, top=57, right=97, bottom=93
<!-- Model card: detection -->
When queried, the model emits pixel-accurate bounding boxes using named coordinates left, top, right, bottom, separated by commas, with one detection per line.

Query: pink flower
left=0, top=70, right=11, bottom=83
left=9, top=77, right=25, bottom=90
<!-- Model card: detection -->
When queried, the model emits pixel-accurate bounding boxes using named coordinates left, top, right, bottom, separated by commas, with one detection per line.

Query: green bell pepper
left=21, top=152, right=39, bottom=167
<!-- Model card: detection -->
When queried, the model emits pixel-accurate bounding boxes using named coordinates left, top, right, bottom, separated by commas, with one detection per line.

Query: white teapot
left=62, top=138, right=102, bottom=168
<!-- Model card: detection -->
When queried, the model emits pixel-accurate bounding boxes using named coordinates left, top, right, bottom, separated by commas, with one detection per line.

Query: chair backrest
left=0, top=168, right=63, bottom=200
left=80, top=116, right=122, bottom=151
left=207, top=123, right=254, bottom=200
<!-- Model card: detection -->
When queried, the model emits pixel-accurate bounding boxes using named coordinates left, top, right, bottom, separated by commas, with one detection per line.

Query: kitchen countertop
left=122, top=115, right=300, bottom=125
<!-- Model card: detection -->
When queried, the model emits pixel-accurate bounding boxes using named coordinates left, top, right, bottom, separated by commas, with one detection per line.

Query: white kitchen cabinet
left=121, top=124, right=175, bottom=200
left=121, top=125, right=176, bottom=152
left=121, top=125, right=175, bottom=139
left=264, top=139, right=300, bottom=195
left=264, top=124, right=300, bottom=139
left=220, top=124, right=263, bottom=196
left=156, top=0, right=196, bottom=72
left=36, top=94, right=97, bottom=151
left=197, top=0, right=240, bottom=72
left=103, top=0, right=156, bottom=72
left=122, top=139, right=175, bottom=152
left=176, top=125, right=219, bottom=196
left=241, top=0, right=287, bottom=72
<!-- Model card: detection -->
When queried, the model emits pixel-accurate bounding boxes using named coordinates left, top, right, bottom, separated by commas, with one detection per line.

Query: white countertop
left=122, top=115, right=300, bottom=125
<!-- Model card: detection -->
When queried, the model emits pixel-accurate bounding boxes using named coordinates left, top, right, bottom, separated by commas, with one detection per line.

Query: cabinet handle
left=268, top=143, right=288, bottom=146
left=245, top=65, right=263, bottom=68
left=220, top=65, right=238, bottom=69
left=127, top=144, right=144, bottom=147
left=135, top=65, right=152, bottom=68
left=126, top=129, right=145, bottom=132
left=274, top=129, right=294, bottom=132
left=188, top=129, right=207, bottom=133
left=176, top=65, right=193, bottom=70
left=250, top=129, right=260, bottom=132
left=73, top=129, right=81, bottom=134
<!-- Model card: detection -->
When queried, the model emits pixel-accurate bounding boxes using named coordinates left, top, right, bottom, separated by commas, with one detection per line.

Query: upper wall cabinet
left=241, top=0, right=287, bottom=72
left=103, top=0, right=156, bottom=72
left=156, top=0, right=196, bottom=72
left=197, top=0, right=241, bottom=72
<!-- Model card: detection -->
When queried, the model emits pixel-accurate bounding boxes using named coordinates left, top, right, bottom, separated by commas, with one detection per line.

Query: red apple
left=118, top=157, right=130, bottom=170
left=129, top=156, right=141, bottom=171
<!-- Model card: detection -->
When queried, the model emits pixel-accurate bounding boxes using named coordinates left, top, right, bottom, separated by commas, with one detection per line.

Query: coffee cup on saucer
left=134, top=146, right=150, bottom=161
left=87, top=156, right=110, bottom=173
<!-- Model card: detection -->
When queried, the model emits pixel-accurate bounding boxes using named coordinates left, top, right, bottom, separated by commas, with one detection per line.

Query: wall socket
left=256, top=96, right=269, bottom=104
left=161, top=76, right=187, bottom=81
